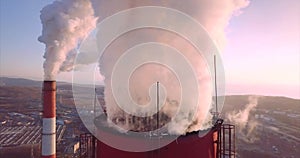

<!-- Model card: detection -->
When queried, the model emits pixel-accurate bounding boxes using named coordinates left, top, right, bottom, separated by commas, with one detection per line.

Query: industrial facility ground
left=0, top=78, right=299, bottom=158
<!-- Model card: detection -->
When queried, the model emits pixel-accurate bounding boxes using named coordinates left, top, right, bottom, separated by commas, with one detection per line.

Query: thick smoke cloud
left=39, top=0, right=250, bottom=135
left=89, top=0, right=250, bottom=134
left=38, top=0, right=97, bottom=80
left=91, top=0, right=249, bottom=49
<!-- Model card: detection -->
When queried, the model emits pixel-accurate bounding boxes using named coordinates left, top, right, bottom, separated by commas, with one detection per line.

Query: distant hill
left=0, top=77, right=73, bottom=87
left=223, top=95, right=300, bottom=112
left=0, top=77, right=103, bottom=89
left=0, top=77, right=42, bottom=87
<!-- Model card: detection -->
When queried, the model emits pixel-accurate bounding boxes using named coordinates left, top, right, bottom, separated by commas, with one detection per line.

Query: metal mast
left=156, top=82, right=159, bottom=130
left=214, top=55, right=218, bottom=117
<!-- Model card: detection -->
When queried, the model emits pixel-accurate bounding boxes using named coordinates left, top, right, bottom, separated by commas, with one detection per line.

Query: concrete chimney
left=42, top=81, right=56, bottom=158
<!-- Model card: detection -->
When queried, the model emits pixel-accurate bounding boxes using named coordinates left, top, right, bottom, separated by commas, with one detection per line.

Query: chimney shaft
left=42, top=81, right=56, bottom=158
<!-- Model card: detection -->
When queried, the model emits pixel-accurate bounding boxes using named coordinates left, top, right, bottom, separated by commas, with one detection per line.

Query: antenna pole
left=94, top=88, right=97, bottom=133
left=214, top=55, right=218, bottom=115
left=156, top=82, right=161, bottom=158
left=156, top=82, right=159, bottom=130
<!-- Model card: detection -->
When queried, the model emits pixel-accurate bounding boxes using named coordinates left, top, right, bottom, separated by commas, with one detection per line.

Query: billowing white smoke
left=39, top=0, right=250, bottom=135
left=227, top=96, right=260, bottom=142
left=89, top=0, right=250, bottom=134
left=38, top=0, right=97, bottom=80
left=91, top=0, right=250, bottom=49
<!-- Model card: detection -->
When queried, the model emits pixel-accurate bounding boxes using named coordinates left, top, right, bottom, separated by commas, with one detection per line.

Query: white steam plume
left=91, top=0, right=250, bottom=49
left=90, top=0, right=250, bottom=134
left=227, top=96, right=260, bottom=142
left=38, top=0, right=97, bottom=80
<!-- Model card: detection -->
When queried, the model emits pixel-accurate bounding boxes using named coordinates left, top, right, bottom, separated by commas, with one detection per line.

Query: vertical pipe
left=156, top=81, right=160, bottom=157
left=219, top=125, right=222, bottom=157
left=42, top=81, right=56, bottom=158
left=156, top=81, right=159, bottom=130
left=218, top=126, right=221, bottom=158
left=222, top=125, right=225, bottom=157
left=213, top=131, right=218, bottom=158
left=233, top=125, right=236, bottom=158
left=94, top=88, right=97, bottom=134
left=229, top=126, right=232, bottom=157
left=92, top=135, right=96, bottom=158
left=214, top=55, right=218, bottom=115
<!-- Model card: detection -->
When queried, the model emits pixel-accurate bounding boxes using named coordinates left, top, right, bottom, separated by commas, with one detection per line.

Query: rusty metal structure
left=78, top=55, right=236, bottom=158
left=218, top=124, right=236, bottom=158
left=79, top=118, right=235, bottom=158
left=79, top=133, right=96, bottom=158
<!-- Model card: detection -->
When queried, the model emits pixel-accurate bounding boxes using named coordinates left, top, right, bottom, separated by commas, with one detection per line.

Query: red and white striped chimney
left=42, top=81, right=56, bottom=158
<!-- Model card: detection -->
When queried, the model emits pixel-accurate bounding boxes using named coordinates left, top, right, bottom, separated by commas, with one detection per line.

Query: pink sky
left=222, top=0, right=299, bottom=98
left=0, top=0, right=299, bottom=99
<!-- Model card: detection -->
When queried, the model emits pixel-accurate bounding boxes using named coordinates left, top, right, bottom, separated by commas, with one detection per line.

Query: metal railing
left=218, top=124, right=236, bottom=158
left=79, top=133, right=96, bottom=158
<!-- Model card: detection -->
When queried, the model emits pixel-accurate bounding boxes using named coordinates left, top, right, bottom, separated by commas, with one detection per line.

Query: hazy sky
left=0, top=0, right=299, bottom=98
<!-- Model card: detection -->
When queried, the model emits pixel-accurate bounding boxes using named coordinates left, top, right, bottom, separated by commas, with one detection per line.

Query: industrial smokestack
left=39, top=0, right=97, bottom=156
left=42, top=81, right=56, bottom=158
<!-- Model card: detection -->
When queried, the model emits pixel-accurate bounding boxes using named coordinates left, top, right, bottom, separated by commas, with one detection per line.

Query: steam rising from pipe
left=39, top=0, right=250, bottom=135
left=38, top=0, right=97, bottom=80
left=227, top=96, right=260, bottom=142
left=90, top=0, right=250, bottom=134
